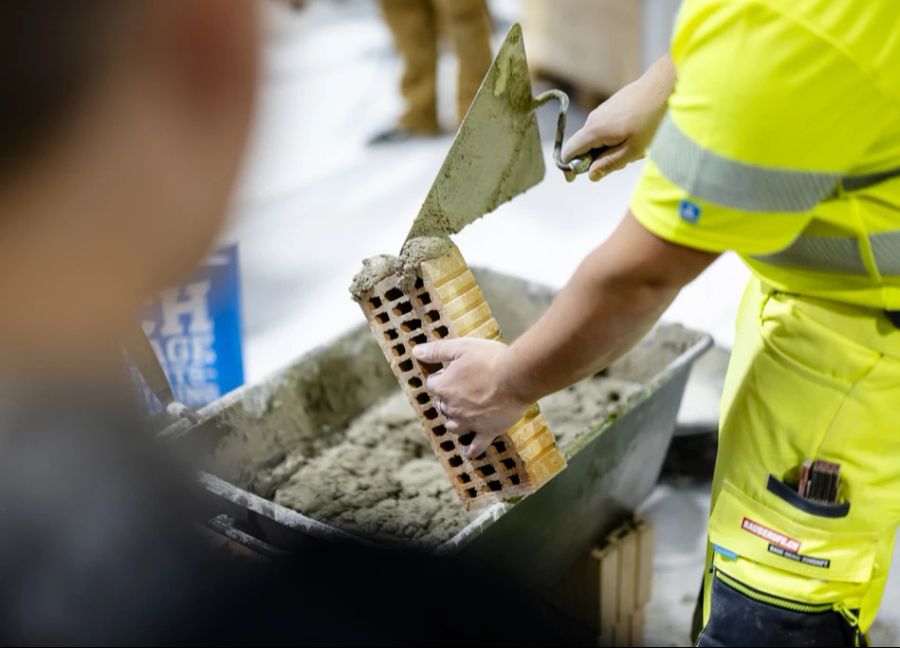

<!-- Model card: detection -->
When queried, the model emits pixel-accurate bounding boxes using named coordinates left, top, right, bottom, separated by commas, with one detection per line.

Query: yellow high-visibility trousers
left=378, top=0, right=492, bottom=133
left=697, top=278, right=900, bottom=645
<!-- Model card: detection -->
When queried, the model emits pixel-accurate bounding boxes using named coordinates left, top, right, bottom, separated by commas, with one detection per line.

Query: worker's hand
left=562, top=55, right=675, bottom=182
left=412, top=338, right=529, bottom=460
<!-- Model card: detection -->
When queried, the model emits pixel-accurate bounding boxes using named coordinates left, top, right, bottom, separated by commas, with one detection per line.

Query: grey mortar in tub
left=208, top=324, right=697, bottom=548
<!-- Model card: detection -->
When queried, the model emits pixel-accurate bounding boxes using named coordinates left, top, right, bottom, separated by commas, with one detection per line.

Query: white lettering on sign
left=741, top=517, right=801, bottom=553
left=139, top=284, right=222, bottom=407
left=158, top=281, right=213, bottom=336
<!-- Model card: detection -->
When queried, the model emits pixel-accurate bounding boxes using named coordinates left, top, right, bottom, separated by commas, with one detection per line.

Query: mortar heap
left=350, top=24, right=567, bottom=510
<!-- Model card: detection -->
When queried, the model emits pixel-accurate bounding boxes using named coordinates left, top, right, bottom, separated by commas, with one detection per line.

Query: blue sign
left=132, top=244, right=244, bottom=412
left=679, top=199, right=702, bottom=224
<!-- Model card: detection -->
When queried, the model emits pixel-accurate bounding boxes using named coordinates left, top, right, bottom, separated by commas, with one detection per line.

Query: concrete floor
left=224, top=1, right=900, bottom=644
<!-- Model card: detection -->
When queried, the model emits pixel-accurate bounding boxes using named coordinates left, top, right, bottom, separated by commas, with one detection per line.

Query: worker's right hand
left=412, top=338, right=530, bottom=461
left=561, top=55, right=675, bottom=182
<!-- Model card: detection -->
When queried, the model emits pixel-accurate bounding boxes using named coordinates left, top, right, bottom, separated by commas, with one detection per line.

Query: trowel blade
left=405, top=23, right=545, bottom=241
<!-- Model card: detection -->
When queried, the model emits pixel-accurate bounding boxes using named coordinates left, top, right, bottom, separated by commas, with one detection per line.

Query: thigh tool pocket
left=700, top=481, right=877, bottom=646
left=709, top=480, right=876, bottom=584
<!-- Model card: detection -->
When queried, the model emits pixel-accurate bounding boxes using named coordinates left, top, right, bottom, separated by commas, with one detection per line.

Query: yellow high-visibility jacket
left=632, top=0, right=900, bottom=309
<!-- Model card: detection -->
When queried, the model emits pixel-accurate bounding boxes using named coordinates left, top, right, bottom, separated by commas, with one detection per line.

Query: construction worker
left=413, top=0, right=900, bottom=644
left=371, top=0, right=492, bottom=143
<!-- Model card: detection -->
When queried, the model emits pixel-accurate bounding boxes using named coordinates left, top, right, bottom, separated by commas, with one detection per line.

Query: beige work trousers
left=378, top=0, right=492, bottom=132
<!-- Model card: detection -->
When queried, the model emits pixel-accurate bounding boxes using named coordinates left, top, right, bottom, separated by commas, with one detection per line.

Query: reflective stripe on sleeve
left=650, top=115, right=841, bottom=212
left=870, top=231, right=900, bottom=275
left=651, top=115, right=900, bottom=212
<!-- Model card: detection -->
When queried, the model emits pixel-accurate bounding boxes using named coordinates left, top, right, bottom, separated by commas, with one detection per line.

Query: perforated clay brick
left=355, top=244, right=566, bottom=510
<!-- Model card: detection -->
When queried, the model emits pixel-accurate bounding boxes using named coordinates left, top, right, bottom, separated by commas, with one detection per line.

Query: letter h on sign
left=132, top=244, right=244, bottom=413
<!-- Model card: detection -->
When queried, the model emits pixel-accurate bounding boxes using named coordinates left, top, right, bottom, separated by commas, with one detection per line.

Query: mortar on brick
left=348, top=236, right=456, bottom=301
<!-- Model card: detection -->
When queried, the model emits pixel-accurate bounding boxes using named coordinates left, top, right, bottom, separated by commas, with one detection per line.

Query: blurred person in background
left=370, top=0, right=492, bottom=144
left=0, top=1, right=572, bottom=644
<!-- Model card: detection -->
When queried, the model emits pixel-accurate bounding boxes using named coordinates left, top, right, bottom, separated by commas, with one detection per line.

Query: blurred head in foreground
left=0, top=2, right=262, bottom=642
left=0, top=5, right=584, bottom=645
left=0, top=0, right=259, bottom=382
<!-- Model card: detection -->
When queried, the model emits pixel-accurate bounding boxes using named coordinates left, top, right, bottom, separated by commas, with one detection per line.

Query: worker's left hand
left=412, top=338, right=529, bottom=460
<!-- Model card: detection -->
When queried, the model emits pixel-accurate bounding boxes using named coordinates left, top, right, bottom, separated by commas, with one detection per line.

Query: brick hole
left=432, top=424, right=447, bottom=437
left=394, top=301, right=413, bottom=316
left=423, top=407, right=439, bottom=420
left=493, top=440, right=507, bottom=453
left=376, top=312, right=390, bottom=324
left=401, top=319, right=422, bottom=332
left=419, top=361, right=442, bottom=376
left=434, top=325, right=449, bottom=338
left=408, top=376, right=423, bottom=388
left=449, top=455, right=464, bottom=468
left=608, top=391, right=620, bottom=402
left=384, top=329, right=398, bottom=341
left=415, top=392, right=430, bottom=405
left=414, top=276, right=424, bottom=290
left=509, top=474, right=521, bottom=486
left=391, top=343, right=406, bottom=357
left=474, top=452, right=486, bottom=462
left=458, top=431, right=475, bottom=446
left=384, top=287, right=404, bottom=302
left=440, top=440, right=455, bottom=452
left=501, top=458, right=516, bottom=470
left=487, top=480, right=503, bottom=492
left=368, top=296, right=382, bottom=308
left=409, top=333, right=427, bottom=346
left=466, top=487, right=478, bottom=498
left=398, top=359, right=414, bottom=372
left=457, top=473, right=471, bottom=484
left=476, top=464, right=496, bottom=477
left=425, top=310, right=440, bottom=323
left=417, top=292, right=432, bottom=306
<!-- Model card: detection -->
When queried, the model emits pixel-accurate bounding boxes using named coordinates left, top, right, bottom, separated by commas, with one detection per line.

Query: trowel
left=405, top=22, right=604, bottom=242
left=353, top=24, right=586, bottom=508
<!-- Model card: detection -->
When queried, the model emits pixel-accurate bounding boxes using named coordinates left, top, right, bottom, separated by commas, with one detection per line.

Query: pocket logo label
left=741, top=517, right=801, bottom=552
left=768, top=544, right=830, bottom=569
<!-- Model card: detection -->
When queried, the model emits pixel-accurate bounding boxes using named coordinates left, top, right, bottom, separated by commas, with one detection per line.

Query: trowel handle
left=534, top=89, right=610, bottom=180
left=567, top=147, right=610, bottom=177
